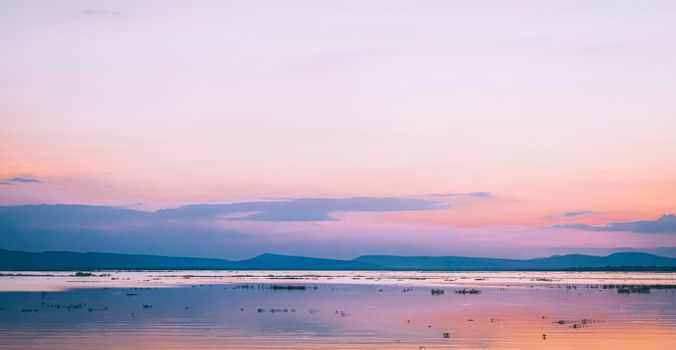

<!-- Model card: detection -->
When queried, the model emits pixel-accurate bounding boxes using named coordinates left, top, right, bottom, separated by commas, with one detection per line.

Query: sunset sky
left=1, top=0, right=675, bottom=259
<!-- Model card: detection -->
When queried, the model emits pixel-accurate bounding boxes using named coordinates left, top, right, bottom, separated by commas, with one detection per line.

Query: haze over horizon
left=1, top=0, right=675, bottom=260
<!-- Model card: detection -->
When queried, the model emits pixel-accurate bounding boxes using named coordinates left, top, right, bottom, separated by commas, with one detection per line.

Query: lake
left=0, top=271, right=674, bottom=349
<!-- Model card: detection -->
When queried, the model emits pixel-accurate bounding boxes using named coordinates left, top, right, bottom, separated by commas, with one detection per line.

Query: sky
left=1, top=0, right=675, bottom=259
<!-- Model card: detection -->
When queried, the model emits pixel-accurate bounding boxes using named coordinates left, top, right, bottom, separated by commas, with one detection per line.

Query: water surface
left=0, top=271, right=674, bottom=349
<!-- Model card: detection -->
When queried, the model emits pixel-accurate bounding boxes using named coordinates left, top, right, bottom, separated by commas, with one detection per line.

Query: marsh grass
left=455, top=289, right=481, bottom=295
left=270, top=285, right=308, bottom=291
left=602, top=284, right=676, bottom=294
left=74, top=272, right=94, bottom=277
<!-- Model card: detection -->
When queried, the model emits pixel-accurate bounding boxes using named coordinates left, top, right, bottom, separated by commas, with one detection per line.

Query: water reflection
left=0, top=275, right=674, bottom=349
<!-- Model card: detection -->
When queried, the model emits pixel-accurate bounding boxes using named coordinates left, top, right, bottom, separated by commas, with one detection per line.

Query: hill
left=353, top=252, right=676, bottom=270
left=0, top=249, right=674, bottom=271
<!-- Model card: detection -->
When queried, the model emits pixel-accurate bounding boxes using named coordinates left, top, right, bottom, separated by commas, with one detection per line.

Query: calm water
left=0, top=271, right=674, bottom=349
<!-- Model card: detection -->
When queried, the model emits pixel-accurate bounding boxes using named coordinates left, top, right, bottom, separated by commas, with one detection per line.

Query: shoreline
left=2, top=270, right=675, bottom=292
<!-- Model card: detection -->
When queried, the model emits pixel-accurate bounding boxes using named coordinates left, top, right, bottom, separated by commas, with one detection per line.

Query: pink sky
left=1, top=1, right=675, bottom=257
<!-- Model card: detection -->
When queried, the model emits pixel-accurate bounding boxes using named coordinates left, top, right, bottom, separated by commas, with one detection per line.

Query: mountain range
left=1, top=248, right=675, bottom=271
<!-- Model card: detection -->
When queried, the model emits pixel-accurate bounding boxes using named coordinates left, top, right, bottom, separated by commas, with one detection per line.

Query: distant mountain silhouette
left=354, top=252, right=676, bottom=270
left=236, top=253, right=378, bottom=270
left=0, top=249, right=674, bottom=271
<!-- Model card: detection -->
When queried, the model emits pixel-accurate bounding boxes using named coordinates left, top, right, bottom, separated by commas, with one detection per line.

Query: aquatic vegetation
left=334, top=310, right=351, bottom=317
left=602, top=284, right=676, bottom=294
left=455, top=289, right=481, bottom=295
left=233, top=284, right=257, bottom=289
left=74, top=272, right=94, bottom=277
left=430, top=289, right=445, bottom=295
left=232, top=284, right=266, bottom=289
left=555, top=319, right=600, bottom=328
left=88, top=307, right=109, bottom=312
left=66, top=303, right=86, bottom=311
left=617, top=285, right=651, bottom=294
left=270, top=308, right=288, bottom=313
left=270, top=285, right=307, bottom=291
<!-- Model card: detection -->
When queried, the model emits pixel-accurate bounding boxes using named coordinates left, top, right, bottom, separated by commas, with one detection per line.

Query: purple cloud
left=561, top=211, right=594, bottom=218
left=0, top=177, right=41, bottom=185
left=556, top=214, right=676, bottom=234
